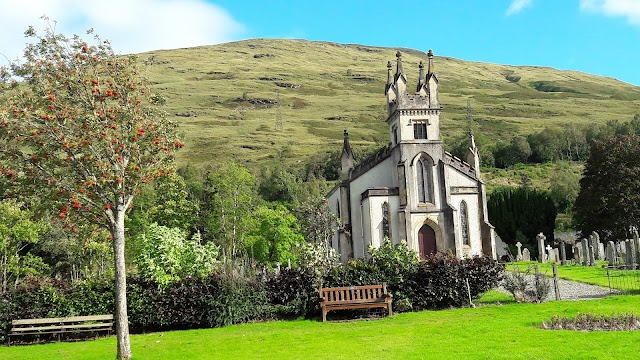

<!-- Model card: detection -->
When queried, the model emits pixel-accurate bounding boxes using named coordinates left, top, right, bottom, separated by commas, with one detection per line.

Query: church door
left=418, top=224, right=436, bottom=259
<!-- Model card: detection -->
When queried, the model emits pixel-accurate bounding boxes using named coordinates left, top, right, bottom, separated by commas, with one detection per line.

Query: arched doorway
left=418, top=224, right=436, bottom=259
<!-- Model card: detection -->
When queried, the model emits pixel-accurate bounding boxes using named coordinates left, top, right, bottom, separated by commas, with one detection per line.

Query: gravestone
left=598, top=243, right=605, bottom=262
left=582, top=239, right=590, bottom=266
left=559, top=240, right=567, bottom=265
left=634, top=230, right=640, bottom=264
left=625, top=240, right=633, bottom=266
left=606, top=241, right=615, bottom=265
left=537, top=233, right=546, bottom=263
left=574, top=242, right=583, bottom=264
left=516, top=242, right=523, bottom=261
left=618, top=241, right=626, bottom=262
left=546, top=245, right=555, bottom=263
left=590, top=232, right=601, bottom=260
left=553, top=248, right=560, bottom=263
left=588, top=245, right=596, bottom=266
left=522, top=248, right=531, bottom=262
left=631, top=238, right=637, bottom=268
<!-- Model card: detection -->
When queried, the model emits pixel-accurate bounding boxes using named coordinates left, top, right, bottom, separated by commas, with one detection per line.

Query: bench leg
left=322, top=309, right=327, bottom=322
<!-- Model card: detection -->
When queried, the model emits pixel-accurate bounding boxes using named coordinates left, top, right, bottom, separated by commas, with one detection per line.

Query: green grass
left=507, top=261, right=640, bottom=290
left=3, top=295, right=640, bottom=359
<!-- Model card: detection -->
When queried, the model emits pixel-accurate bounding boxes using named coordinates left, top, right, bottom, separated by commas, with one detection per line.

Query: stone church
left=326, top=50, right=496, bottom=262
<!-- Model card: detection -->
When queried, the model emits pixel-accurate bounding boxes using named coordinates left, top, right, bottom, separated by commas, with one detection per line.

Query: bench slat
left=10, top=325, right=65, bottom=332
left=10, top=322, right=112, bottom=333
left=11, top=328, right=112, bottom=336
left=12, top=314, right=113, bottom=325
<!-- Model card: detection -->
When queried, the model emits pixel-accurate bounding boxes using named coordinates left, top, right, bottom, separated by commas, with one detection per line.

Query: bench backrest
left=12, top=315, right=113, bottom=326
left=320, top=284, right=387, bottom=305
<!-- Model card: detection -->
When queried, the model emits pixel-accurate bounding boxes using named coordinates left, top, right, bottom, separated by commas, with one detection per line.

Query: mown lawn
left=2, top=294, right=640, bottom=359
left=508, top=261, right=640, bottom=290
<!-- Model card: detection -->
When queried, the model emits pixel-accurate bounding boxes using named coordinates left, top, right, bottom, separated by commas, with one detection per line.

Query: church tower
left=327, top=48, right=496, bottom=262
left=385, top=50, right=453, bottom=256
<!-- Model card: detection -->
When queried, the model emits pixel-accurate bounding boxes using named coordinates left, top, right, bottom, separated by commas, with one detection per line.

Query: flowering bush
left=134, top=224, right=219, bottom=286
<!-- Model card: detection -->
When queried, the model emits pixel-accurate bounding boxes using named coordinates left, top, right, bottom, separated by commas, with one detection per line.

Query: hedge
left=0, top=255, right=503, bottom=342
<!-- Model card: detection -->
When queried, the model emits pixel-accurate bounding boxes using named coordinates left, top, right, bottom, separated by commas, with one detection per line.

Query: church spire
left=385, top=61, right=393, bottom=91
left=427, top=49, right=435, bottom=76
left=395, top=51, right=405, bottom=80
left=393, top=51, right=407, bottom=98
left=416, top=61, right=425, bottom=93
left=425, top=49, right=439, bottom=108
left=342, top=129, right=353, bottom=158
left=465, top=100, right=480, bottom=175
left=341, top=129, right=354, bottom=181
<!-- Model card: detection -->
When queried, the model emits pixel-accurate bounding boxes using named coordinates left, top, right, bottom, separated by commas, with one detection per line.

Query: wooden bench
left=8, top=314, right=113, bottom=345
left=319, top=284, right=393, bottom=322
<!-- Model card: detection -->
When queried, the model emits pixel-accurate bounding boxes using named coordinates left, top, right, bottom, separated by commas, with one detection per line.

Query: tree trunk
left=112, top=209, right=132, bottom=360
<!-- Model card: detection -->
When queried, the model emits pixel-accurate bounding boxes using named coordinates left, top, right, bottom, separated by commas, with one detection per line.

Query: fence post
left=607, top=267, right=612, bottom=294
left=552, top=262, right=560, bottom=300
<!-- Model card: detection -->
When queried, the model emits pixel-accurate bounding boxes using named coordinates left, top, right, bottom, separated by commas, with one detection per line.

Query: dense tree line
left=450, top=115, right=640, bottom=168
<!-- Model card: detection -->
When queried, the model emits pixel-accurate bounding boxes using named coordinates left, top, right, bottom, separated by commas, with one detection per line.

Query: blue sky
left=1, top=0, right=639, bottom=85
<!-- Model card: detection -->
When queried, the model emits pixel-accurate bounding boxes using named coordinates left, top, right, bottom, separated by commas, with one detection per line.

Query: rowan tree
left=0, top=21, right=182, bottom=359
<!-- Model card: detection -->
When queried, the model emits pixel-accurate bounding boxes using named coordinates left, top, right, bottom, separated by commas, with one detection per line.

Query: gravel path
left=547, top=278, right=613, bottom=301
left=498, top=275, right=614, bottom=301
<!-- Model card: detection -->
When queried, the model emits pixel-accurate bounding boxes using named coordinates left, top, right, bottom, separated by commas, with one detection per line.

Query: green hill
left=139, top=39, right=640, bottom=172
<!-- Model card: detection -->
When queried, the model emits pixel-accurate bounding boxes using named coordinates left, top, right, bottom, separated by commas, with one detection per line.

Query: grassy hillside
left=139, top=39, right=640, bottom=174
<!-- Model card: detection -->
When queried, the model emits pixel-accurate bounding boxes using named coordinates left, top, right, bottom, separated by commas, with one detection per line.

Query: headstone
left=606, top=241, right=615, bottom=265
left=634, top=230, right=640, bottom=264
left=560, top=240, right=567, bottom=265
left=537, top=233, right=546, bottom=263
left=554, top=248, right=560, bottom=264
left=588, top=245, right=596, bottom=266
left=598, top=243, right=605, bottom=262
left=522, top=248, right=531, bottom=262
left=546, top=245, right=555, bottom=263
left=618, top=241, right=626, bottom=264
left=575, top=242, right=583, bottom=264
left=625, top=240, right=633, bottom=267
left=516, top=242, right=523, bottom=261
left=631, top=238, right=637, bottom=268
left=582, top=238, right=589, bottom=266
left=592, top=232, right=601, bottom=260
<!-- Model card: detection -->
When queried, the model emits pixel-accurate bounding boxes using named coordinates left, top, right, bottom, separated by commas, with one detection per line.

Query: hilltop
left=139, top=39, right=640, bottom=170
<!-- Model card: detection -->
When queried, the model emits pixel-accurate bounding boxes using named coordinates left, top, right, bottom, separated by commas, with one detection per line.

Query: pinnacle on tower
left=342, top=129, right=353, bottom=157
left=385, top=61, right=393, bottom=92
left=416, top=61, right=425, bottom=93
left=427, top=49, right=435, bottom=76
left=394, top=51, right=407, bottom=83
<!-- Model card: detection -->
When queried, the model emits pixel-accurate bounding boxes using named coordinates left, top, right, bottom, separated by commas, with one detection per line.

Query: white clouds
left=506, top=0, right=533, bottom=16
left=580, top=0, right=640, bottom=25
left=0, top=0, right=244, bottom=63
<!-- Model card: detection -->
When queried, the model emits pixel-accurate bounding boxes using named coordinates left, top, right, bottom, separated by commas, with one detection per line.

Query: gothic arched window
left=382, top=202, right=390, bottom=240
left=417, top=157, right=434, bottom=203
left=460, top=201, right=470, bottom=246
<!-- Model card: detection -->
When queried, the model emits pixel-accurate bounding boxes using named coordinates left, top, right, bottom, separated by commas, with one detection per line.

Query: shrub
left=542, top=313, right=640, bottom=331
left=324, top=245, right=501, bottom=311
left=406, top=253, right=503, bottom=310
left=206, top=273, right=270, bottom=327
left=503, top=266, right=550, bottom=303
left=264, top=268, right=317, bottom=318
left=135, top=224, right=220, bottom=286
